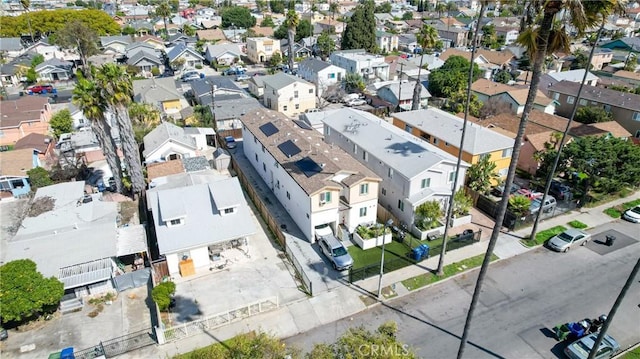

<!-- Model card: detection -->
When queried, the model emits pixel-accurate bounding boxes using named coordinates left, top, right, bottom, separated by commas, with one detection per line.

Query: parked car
left=236, top=74, right=251, bottom=81
left=224, top=136, right=237, bottom=149
left=346, top=98, right=367, bottom=107
left=305, top=108, right=321, bottom=113
left=28, top=84, right=54, bottom=94
left=547, top=228, right=591, bottom=252
left=492, top=182, right=521, bottom=197
left=529, top=196, right=557, bottom=214
left=549, top=180, right=573, bottom=201
left=223, top=68, right=245, bottom=76
left=516, top=188, right=543, bottom=200
left=622, top=205, right=640, bottom=223
left=317, top=230, right=353, bottom=271
left=181, top=71, right=202, bottom=82
left=564, top=333, right=619, bottom=359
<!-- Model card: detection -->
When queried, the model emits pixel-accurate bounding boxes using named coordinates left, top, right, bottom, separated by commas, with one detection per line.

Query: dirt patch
left=27, top=196, right=55, bottom=217
left=118, top=200, right=139, bottom=225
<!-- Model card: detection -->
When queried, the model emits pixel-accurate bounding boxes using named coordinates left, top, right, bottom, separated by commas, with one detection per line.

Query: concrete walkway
left=149, top=191, right=639, bottom=358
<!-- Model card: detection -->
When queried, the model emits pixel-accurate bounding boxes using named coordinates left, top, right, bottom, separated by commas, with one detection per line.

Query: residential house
left=196, top=29, right=227, bottom=42
left=314, top=18, right=345, bottom=34
left=241, top=108, right=381, bottom=241
left=248, top=75, right=266, bottom=98
left=471, top=78, right=557, bottom=115
left=297, top=58, right=346, bottom=97
left=376, top=31, right=399, bottom=53
left=540, top=69, right=599, bottom=95
left=330, top=49, right=390, bottom=81
left=0, top=148, right=36, bottom=198
left=34, top=58, right=73, bottom=82
left=262, top=72, right=316, bottom=117
left=0, top=97, right=52, bottom=146
left=280, top=40, right=312, bottom=60
left=600, top=37, right=640, bottom=52
left=155, top=23, right=182, bottom=37
left=4, top=181, right=148, bottom=308
left=189, top=76, right=246, bottom=106
left=433, top=23, right=469, bottom=48
left=322, top=108, right=468, bottom=227
left=609, top=69, right=640, bottom=87
left=142, top=122, right=199, bottom=164
left=166, top=34, right=198, bottom=49
left=493, top=26, right=519, bottom=45
left=133, top=78, right=185, bottom=118
left=14, top=133, right=55, bottom=167
left=211, top=96, right=264, bottom=131
left=246, top=37, right=281, bottom=64
left=204, top=43, right=242, bottom=66
left=125, top=42, right=165, bottom=76
left=589, top=48, right=614, bottom=70
left=568, top=120, right=632, bottom=140
left=99, top=35, right=134, bottom=57
left=167, top=43, right=204, bottom=69
left=392, top=108, right=512, bottom=184
left=250, top=26, right=276, bottom=38
left=87, top=54, right=117, bottom=68
left=0, top=63, right=21, bottom=87
left=440, top=48, right=516, bottom=78
left=135, top=35, right=166, bottom=51
left=128, top=21, right=154, bottom=37
left=0, top=37, right=24, bottom=59
left=222, top=28, right=247, bottom=43
left=548, top=80, right=640, bottom=139
left=146, top=171, right=256, bottom=276
left=377, top=81, right=430, bottom=110
left=26, top=40, right=69, bottom=62
left=398, top=33, right=419, bottom=53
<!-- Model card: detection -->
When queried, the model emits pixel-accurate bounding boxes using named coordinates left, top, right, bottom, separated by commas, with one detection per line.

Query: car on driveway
left=516, top=188, right=543, bottom=200
left=317, top=233, right=353, bottom=271
left=28, top=84, right=54, bottom=94
left=549, top=180, right=573, bottom=201
left=547, top=228, right=591, bottom=252
left=346, top=98, right=367, bottom=107
left=224, top=136, right=237, bottom=149
left=181, top=71, right=202, bottom=82
left=564, top=333, right=619, bottom=359
left=492, top=182, right=521, bottom=197
left=236, top=74, right=251, bottom=81
left=622, top=205, right=640, bottom=223
left=529, top=196, right=557, bottom=214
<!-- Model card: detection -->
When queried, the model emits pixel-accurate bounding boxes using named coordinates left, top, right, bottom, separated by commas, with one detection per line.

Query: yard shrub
left=568, top=220, right=588, bottom=229
left=355, top=224, right=390, bottom=239
left=152, top=281, right=176, bottom=311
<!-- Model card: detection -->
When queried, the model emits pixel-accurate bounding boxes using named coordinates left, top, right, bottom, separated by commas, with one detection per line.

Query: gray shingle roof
left=392, top=108, right=515, bottom=155
left=212, top=97, right=264, bottom=120
left=143, top=122, right=197, bottom=157
left=299, top=58, right=331, bottom=73
left=204, top=43, right=241, bottom=58
left=261, top=72, right=311, bottom=90
left=548, top=80, right=640, bottom=112
left=166, top=43, right=203, bottom=62
left=133, top=77, right=181, bottom=104
left=0, top=37, right=24, bottom=51
left=127, top=50, right=163, bottom=66
left=190, top=76, right=244, bottom=99
left=182, top=156, right=210, bottom=172
left=323, top=108, right=465, bottom=180
left=100, top=35, right=133, bottom=47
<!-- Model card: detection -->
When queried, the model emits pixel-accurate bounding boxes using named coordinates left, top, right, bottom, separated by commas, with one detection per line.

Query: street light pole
left=377, top=219, right=394, bottom=300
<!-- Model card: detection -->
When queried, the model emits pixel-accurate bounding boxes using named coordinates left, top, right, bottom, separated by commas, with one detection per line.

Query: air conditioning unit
left=319, top=200, right=326, bottom=206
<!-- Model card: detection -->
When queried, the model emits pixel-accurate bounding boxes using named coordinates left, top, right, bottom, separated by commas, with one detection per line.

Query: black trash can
left=605, top=235, right=616, bottom=246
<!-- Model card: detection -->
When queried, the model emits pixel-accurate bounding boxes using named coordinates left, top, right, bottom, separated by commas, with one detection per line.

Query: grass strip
left=521, top=225, right=567, bottom=247
left=401, top=253, right=498, bottom=291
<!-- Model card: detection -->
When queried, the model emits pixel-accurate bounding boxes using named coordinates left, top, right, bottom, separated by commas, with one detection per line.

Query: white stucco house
left=329, top=49, right=390, bottom=81
left=143, top=122, right=214, bottom=164
left=297, top=58, right=346, bottom=97
left=262, top=72, right=316, bottom=117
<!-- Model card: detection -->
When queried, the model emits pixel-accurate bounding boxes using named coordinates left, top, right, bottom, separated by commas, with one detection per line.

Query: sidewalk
left=152, top=191, right=638, bottom=358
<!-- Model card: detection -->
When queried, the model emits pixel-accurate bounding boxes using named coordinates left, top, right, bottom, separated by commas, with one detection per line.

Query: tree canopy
left=574, top=106, right=612, bottom=124
left=341, top=0, right=376, bottom=52
left=27, top=167, right=53, bottom=191
left=49, top=109, right=73, bottom=139
left=53, top=20, right=99, bottom=69
left=0, top=259, right=64, bottom=324
left=0, top=9, right=120, bottom=37
left=316, top=31, right=336, bottom=60
left=428, top=55, right=481, bottom=98
left=221, top=6, right=256, bottom=29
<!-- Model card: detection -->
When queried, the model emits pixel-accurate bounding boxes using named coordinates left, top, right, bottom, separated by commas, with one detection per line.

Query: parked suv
left=316, top=226, right=353, bottom=271
left=549, top=180, right=573, bottom=201
left=28, top=84, right=54, bottom=94
left=181, top=71, right=202, bottom=82
left=529, top=196, right=557, bottom=214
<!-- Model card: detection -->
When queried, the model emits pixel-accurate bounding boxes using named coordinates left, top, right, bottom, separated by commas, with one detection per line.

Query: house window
left=287, top=191, right=290, bottom=199
left=498, top=168, right=508, bottom=177
left=283, top=105, right=288, bottom=111
left=326, top=127, right=331, bottom=136
left=320, top=191, right=332, bottom=203
left=567, top=96, right=575, bottom=104
left=433, top=138, right=439, bottom=145
left=265, top=45, right=272, bottom=52
left=170, top=218, right=182, bottom=226
left=502, top=148, right=512, bottom=158
left=362, top=151, right=368, bottom=161
left=294, top=90, right=299, bottom=98
left=309, top=89, right=313, bottom=94
left=579, top=99, right=587, bottom=106
left=295, top=104, right=299, bottom=109
left=254, top=135, right=257, bottom=143
left=328, top=73, right=336, bottom=79
left=421, top=178, right=430, bottom=188
left=445, top=142, right=449, bottom=146
left=353, top=144, right=358, bottom=154
left=421, top=133, right=431, bottom=142
left=398, top=199, right=404, bottom=211
left=553, top=92, right=560, bottom=101
left=263, top=163, right=266, bottom=172
left=635, top=130, right=640, bottom=138
left=449, top=171, right=456, bottom=182
left=255, top=153, right=258, bottom=162
left=224, top=208, right=235, bottom=214
left=262, top=145, right=265, bottom=152
left=405, top=124, right=413, bottom=133
left=603, top=104, right=611, bottom=113
left=382, top=188, right=387, bottom=196
left=360, top=183, right=369, bottom=195
left=633, top=112, right=640, bottom=121
left=359, top=207, right=367, bottom=217
left=275, top=162, right=279, bottom=168
left=388, top=167, right=394, bottom=178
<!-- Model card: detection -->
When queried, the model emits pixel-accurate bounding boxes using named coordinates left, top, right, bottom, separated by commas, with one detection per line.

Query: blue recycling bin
left=411, top=244, right=430, bottom=261
left=60, top=347, right=74, bottom=359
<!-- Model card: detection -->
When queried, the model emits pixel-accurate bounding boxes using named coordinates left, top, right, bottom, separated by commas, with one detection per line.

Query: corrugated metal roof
left=58, top=258, right=114, bottom=289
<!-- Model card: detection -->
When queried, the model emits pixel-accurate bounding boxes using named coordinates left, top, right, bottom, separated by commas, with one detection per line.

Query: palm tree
left=155, top=1, right=172, bottom=39
left=286, top=10, right=299, bottom=73
left=456, top=2, right=596, bottom=358
left=529, top=0, right=626, bottom=243
left=411, top=25, right=438, bottom=110
left=329, top=2, right=339, bottom=20
left=96, top=64, right=146, bottom=197
left=20, top=0, right=34, bottom=44
left=435, top=2, right=447, bottom=18
left=72, top=78, right=125, bottom=193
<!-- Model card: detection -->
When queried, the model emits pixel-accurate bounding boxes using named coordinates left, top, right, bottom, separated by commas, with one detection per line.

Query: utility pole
left=397, top=62, right=404, bottom=111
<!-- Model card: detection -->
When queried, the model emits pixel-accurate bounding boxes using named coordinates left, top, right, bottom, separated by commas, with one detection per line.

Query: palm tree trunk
left=530, top=22, right=605, bottom=243
left=115, top=105, right=145, bottom=195
left=163, top=17, right=168, bottom=38
left=456, top=7, right=558, bottom=359
left=438, top=0, right=485, bottom=276
left=91, top=117, right=124, bottom=193
left=26, top=11, right=34, bottom=44
left=410, top=55, right=424, bottom=110
left=288, top=29, right=295, bottom=73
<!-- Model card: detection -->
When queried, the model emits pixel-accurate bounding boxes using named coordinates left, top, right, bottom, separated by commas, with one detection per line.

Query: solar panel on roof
left=295, top=157, right=323, bottom=177
left=278, top=140, right=301, bottom=158
left=260, top=122, right=279, bottom=137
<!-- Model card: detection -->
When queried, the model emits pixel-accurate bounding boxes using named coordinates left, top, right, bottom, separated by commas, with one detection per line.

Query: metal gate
left=74, top=328, right=156, bottom=358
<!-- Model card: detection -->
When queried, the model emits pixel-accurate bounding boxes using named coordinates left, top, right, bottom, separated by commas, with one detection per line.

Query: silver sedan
left=547, top=229, right=591, bottom=253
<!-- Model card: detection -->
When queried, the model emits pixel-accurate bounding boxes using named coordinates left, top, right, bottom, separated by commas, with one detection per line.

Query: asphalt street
left=285, top=221, right=640, bottom=358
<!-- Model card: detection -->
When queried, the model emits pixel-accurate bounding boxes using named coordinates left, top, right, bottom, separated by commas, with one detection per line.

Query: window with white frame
left=283, top=105, right=288, bottom=111
left=286, top=191, right=290, bottom=199
left=360, top=183, right=369, bottom=195
left=421, top=178, right=430, bottom=188
left=388, top=167, right=394, bottom=178
left=633, top=112, right=640, bottom=121
left=433, top=138, right=439, bottom=145
left=309, top=88, right=313, bottom=94
left=295, top=104, right=299, bottom=109
left=579, top=99, right=587, bottom=106
left=353, top=144, right=358, bottom=154
left=567, top=96, right=575, bottom=104
left=398, top=199, right=404, bottom=211
left=359, top=207, right=367, bottom=217
left=294, top=90, right=299, bottom=98
left=405, top=124, right=413, bottom=133
left=320, top=191, right=332, bottom=203
left=449, top=171, right=456, bottom=182
left=502, top=148, right=512, bottom=158
left=224, top=207, right=235, bottom=214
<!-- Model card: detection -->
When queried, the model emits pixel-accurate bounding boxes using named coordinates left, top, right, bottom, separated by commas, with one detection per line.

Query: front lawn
left=521, top=225, right=567, bottom=247
left=401, top=253, right=499, bottom=291
left=348, top=240, right=416, bottom=271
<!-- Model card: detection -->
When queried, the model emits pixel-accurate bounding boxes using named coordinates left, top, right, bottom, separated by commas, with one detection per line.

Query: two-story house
left=376, top=30, right=399, bottom=53
left=548, top=80, right=640, bottom=139
left=125, top=42, right=165, bottom=76
left=392, top=108, right=514, bottom=184
left=322, top=108, right=468, bottom=227
left=589, top=48, right=613, bottom=70
left=297, top=58, right=346, bottom=97
left=539, top=69, right=599, bottom=96
left=246, top=37, right=281, bottom=64
left=329, top=49, right=390, bottom=81
left=377, top=81, right=430, bottom=110
left=262, top=72, right=316, bottom=117
left=241, top=108, right=381, bottom=242
left=0, top=96, right=52, bottom=146
left=471, top=78, right=557, bottom=115
left=493, top=26, right=519, bottom=45
left=433, top=23, right=469, bottom=48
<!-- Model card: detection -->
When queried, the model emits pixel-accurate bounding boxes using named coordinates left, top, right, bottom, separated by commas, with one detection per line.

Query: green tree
left=73, top=75, right=125, bottom=193
left=443, top=91, right=483, bottom=116
left=574, top=106, right=612, bottom=124
left=374, top=2, right=391, bottom=13
left=151, top=281, right=176, bottom=311
left=182, top=24, right=195, bottom=36
left=155, top=2, right=171, bottom=39
left=129, top=102, right=160, bottom=143
left=494, top=69, right=512, bottom=84
left=260, top=16, right=275, bottom=28
left=269, top=0, right=286, bottom=13
left=316, top=30, right=335, bottom=60
left=452, top=189, right=472, bottom=217
left=341, top=0, right=376, bottom=52
left=122, top=25, right=136, bottom=35
left=481, top=24, right=496, bottom=48
left=27, top=167, right=53, bottom=190
left=49, top=109, right=73, bottom=139
left=188, top=0, right=198, bottom=8
left=402, top=11, right=413, bottom=20
left=255, top=0, right=267, bottom=12
left=286, top=10, right=299, bottom=72
left=508, top=195, right=531, bottom=216
left=428, top=55, right=481, bottom=97
left=54, top=20, right=99, bottom=73
left=0, top=259, right=64, bottom=324
left=274, top=24, right=288, bottom=40
left=96, top=64, right=145, bottom=196
left=412, top=25, right=438, bottom=110
left=25, top=67, right=37, bottom=83
left=295, top=19, right=312, bottom=42
left=221, top=6, right=256, bottom=29
left=329, top=2, right=339, bottom=20
left=269, top=52, right=282, bottom=67
left=466, top=154, right=499, bottom=194
left=571, top=51, right=591, bottom=70
left=624, top=53, right=637, bottom=71
left=415, top=200, right=443, bottom=229
left=31, top=54, right=44, bottom=67
left=343, top=72, right=365, bottom=93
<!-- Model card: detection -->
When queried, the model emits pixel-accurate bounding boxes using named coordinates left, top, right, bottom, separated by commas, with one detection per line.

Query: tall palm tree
left=411, top=25, right=438, bottom=110
left=286, top=10, right=299, bottom=73
left=20, top=0, right=34, bottom=44
left=529, top=0, right=626, bottom=243
left=96, top=64, right=146, bottom=196
left=435, top=2, right=447, bottom=18
left=329, top=2, right=339, bottom=20
left=456, top=1, right=596, bottom=358
left=72, top=78, right=125, bottom=194
left=155, top=1, right=172, bottom=39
